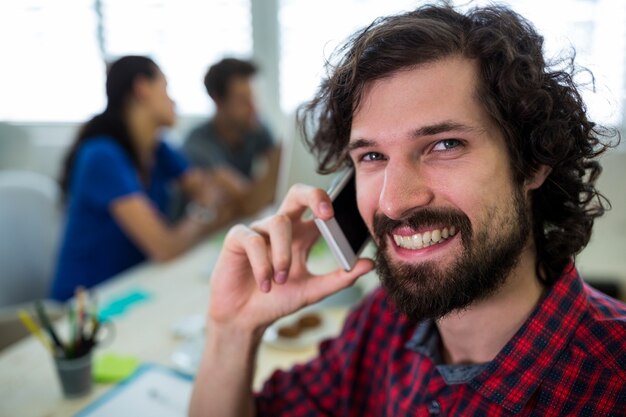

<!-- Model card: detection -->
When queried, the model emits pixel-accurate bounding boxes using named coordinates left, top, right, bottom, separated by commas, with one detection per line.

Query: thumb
left=303, top=259, right=375, bottom=306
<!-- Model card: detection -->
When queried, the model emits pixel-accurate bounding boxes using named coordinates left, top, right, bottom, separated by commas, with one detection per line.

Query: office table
left=0, top=235, right=358, bottom=417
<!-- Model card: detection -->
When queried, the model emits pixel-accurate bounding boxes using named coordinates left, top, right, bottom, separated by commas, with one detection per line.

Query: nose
left=378, top=161, right=434, bottom=220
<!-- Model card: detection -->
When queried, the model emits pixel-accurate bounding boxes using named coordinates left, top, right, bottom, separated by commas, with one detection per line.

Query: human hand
left=208, top=184, right=375, bottom=334
left=211, top=166, right=251, bottom=198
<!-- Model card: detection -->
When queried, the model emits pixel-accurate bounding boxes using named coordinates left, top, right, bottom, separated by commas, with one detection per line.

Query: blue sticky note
left=98, top=289, right=152, bottom=321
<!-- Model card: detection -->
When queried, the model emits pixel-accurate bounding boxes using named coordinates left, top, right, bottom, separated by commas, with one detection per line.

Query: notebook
left=75, top=364, right=193, bottom=417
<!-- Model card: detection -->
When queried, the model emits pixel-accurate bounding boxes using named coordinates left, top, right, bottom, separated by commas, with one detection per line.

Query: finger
left=261, top=214, right=293, bottom=285
left=239, top=228, right=274, bottom=293
left=302, top=259, right=376, bottom=306
left=278, top=183, right=334, bottom=221
left=293, top=220, right=326, bottom=258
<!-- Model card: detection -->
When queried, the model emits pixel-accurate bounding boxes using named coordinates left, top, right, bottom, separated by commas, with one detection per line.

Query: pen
left=17, top=309, right=53, bottom=354
left=76, top=287, right=85, bottom=345
left=34, top=300, right=65, bottom=354
left=68, top=306, right=76, bottom=357
left=86, top=295, right=100, bottom=343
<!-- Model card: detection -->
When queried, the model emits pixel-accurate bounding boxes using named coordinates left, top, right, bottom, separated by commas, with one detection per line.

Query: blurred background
left=0, top=0, right=625, bottom=295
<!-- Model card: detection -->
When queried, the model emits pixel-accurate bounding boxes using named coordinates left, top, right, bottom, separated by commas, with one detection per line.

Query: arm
left=212, top=146, right=283, bottom=220
left=188, top=184, right=374, bottom=417
left=239, top=146, right=282, bottom=217
left=177, top=168, right=241, bottom=230
left=110, top=193, right=224, bottom=262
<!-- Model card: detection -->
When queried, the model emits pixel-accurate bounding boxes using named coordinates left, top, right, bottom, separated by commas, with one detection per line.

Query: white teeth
left=411, top=234, right=423, bottom=249
left=392, top=226, right=456, bottom=250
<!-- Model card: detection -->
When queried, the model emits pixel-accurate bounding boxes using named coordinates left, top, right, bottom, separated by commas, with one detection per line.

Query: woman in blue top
left=51, top=56, right=235, bottom=301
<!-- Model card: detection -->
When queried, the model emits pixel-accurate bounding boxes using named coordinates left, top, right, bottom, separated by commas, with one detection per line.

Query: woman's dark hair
left=298, top=4, right=618, bottom=284
left=60, top=55, right=160, bottom=199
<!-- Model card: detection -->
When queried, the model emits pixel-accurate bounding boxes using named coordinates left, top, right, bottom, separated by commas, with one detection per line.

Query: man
left=190, top=4, right=625, bottom=416
left=181, top=58, right=281, bottom=219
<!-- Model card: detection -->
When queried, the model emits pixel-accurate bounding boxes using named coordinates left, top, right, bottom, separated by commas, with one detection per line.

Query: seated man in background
left=189, top=4, right=626, bottom=416
left=181, top=58, right=281, bottom=219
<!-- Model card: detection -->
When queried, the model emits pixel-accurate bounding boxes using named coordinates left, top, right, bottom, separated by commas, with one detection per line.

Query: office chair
left=0, top=170, right=63, bottom=349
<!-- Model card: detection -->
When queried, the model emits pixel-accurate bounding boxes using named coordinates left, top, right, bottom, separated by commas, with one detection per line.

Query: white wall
left=576, top=151, right=626, bottom=284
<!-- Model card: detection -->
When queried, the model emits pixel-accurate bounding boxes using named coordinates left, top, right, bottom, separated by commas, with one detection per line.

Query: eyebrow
left=413, top=121, right=480, bottom=137
left=347, top=121, right=482, bottom=152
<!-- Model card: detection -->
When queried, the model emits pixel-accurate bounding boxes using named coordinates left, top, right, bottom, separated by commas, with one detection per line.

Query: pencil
left=17, top=310, right=53, bottom=354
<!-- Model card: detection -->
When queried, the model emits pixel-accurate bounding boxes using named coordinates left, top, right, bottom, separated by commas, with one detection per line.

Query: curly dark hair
left=298, top=4, right=618, bottom=284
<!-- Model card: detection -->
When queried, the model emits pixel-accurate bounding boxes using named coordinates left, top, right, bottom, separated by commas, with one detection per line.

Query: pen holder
left=54, top=352, right=93, bottom=398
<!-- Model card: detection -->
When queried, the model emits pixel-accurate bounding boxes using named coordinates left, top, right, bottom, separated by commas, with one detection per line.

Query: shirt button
left=428, top=400, right=441, bottom=415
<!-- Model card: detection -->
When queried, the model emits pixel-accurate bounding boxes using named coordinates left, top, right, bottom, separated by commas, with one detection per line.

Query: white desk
left=0, top=235, right=355, bottom=417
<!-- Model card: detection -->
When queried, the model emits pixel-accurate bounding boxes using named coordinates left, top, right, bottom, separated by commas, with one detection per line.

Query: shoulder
left=184, top=121, right=214, bottom=143
left=253, top=123, right=275, bottom=144
left=79, top=136, right=127, bottom=162
left=156, top=139, right=176, bottom=154
left=75, top=137, right=130, bottom=174
left=572, top=285, right=626, bottom=379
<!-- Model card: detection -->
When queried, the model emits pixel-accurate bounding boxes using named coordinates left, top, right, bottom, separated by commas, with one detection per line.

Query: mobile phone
left=314, top=168, right=370, bottom=271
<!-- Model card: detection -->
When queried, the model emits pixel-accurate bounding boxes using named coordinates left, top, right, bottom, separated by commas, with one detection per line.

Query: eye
left=359, top=151, right=386, bottom=162
left=432, top=139, right=463, bottom=152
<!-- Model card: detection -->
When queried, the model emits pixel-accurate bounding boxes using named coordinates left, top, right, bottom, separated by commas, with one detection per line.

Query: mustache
left=373, top=208, right=472, bottom=243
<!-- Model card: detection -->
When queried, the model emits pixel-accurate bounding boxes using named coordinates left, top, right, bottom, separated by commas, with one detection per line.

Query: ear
left=132, top=76, right=151, bottom=101
left=524, top=164, right=552, bottom=191
left=213, top=96, right=226, bottom=110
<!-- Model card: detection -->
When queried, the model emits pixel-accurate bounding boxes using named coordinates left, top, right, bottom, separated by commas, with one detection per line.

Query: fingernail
left=260, top=280, right=271, bottom=293
left=275, top=271, right=287, bottom=284
left=319, top=202, right=332, bottom=216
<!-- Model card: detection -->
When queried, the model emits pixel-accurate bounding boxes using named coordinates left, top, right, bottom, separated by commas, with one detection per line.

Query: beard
left=374, top=186, right=531, bottom=323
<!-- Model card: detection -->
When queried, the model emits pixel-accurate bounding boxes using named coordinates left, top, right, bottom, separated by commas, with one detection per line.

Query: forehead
left=150, top=70, right=167, bottom=86
left=350, top=56, right=496, bottom=142
left=227, top=76, right=253, bottom=97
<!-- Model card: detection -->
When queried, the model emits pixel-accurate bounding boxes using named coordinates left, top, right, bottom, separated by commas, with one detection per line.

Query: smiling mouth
left=392, top=226, right=457, bottom=250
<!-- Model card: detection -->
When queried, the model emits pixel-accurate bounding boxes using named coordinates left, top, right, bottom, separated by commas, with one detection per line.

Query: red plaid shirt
left=255, top=266, right=626, bottom=416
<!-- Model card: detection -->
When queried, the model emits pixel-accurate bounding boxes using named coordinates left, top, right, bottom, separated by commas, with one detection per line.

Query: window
left=278, top=0, right=626, bottom=129
left=0, top=0, right=104, bottom=122
left=101, top=0, right=252, bottom=117
left=503, top=0, right=626, bottom=128
left=279, top=0, right=419, bottom=114
left=0, top=0, right=252, bottom=122
left=1, top=0, right=624, bottom=129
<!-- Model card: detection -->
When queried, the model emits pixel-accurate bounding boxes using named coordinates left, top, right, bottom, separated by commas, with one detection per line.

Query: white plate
left=262, top=308, right=339, bottom=351
left=170, top=334, right=204, bottom=376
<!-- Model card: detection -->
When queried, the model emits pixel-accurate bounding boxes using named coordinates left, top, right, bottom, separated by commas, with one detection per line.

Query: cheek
left=356, top=176, right=381, bottom=231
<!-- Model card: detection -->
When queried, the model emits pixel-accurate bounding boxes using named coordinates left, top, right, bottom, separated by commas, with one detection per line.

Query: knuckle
left=246, top=234, right=267, bottom=248
left=312, top=186, right=330, bottom=200
left=226, top=224, right=249, bottom=240
left=274, top=254, right=291, bottom=269
left=270, top=213, right=291, bottom=229
left=288, top=183, right=312, bottom=197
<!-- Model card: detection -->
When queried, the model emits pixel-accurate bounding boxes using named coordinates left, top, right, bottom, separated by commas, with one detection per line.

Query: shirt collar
left=406, top=320, right=489, bottom=385
left=469, top=265, right=588, bottom=413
